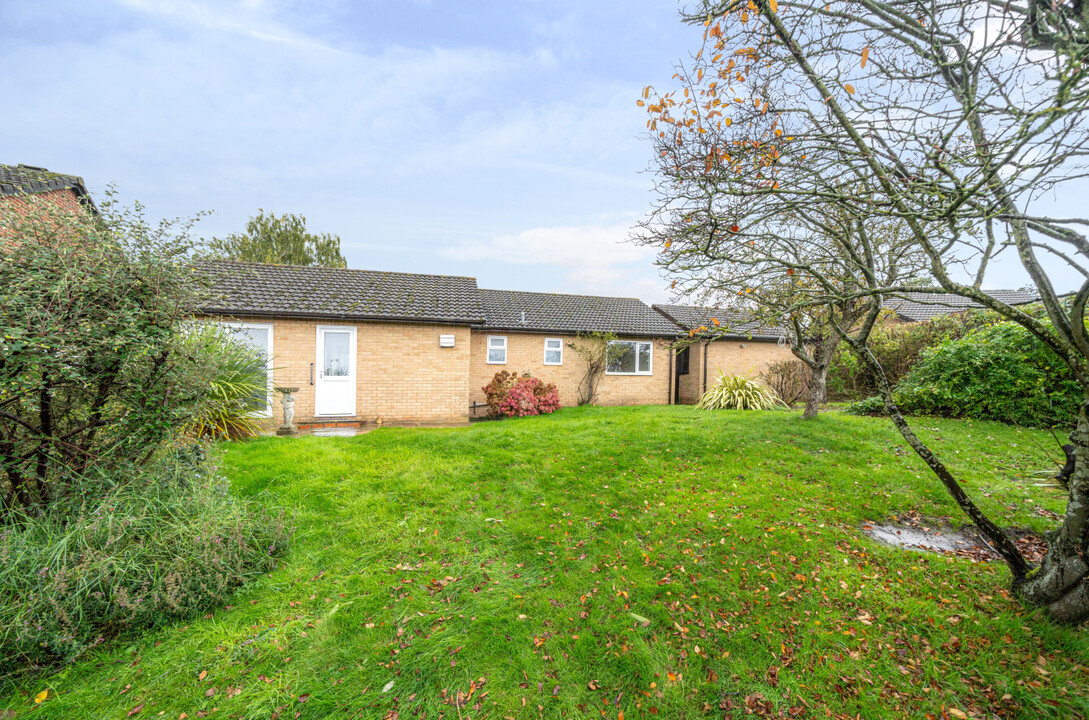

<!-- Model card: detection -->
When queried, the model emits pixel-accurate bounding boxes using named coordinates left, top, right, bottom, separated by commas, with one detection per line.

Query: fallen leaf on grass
left=298, top=694, right=310, bottom=703
left=126, top=704, right=144, bottom=716
left=382, top=680, right=395, bottom=693
left=630, top=613, right=651, bottom=627
left=34, top=690, right=49, bottom=704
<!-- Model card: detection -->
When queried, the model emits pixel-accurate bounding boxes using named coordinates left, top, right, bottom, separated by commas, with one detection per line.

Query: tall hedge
left=890, top=322, right=1080, bottom=428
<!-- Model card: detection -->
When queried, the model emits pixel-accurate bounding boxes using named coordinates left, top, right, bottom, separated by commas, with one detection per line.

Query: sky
left=2, top=1, right=1083, bottom=302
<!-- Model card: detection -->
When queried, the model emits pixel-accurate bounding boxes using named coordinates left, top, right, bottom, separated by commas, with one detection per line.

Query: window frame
left=605, top=339, right=654, bottom=376
left=543, top=337, right=564, bottom=366
left=219, top=321, right=274, bottom=418
left=486, top=335, right=508, bottom=365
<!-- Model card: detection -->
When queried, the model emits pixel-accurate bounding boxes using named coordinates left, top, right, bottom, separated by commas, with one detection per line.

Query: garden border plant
left=0, top=190, right=289, bottom=675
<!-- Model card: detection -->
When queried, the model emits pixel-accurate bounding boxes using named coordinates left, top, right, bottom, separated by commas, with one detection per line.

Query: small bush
left=844, top=395, right=887, bottom=416
left=697, top=374, right=786, bottom=411
left=763, top=360, right=812, bottom=406
left=0, top=445, right=291, bottom=673
left=483, top=371, right=561, bottom=418
left=892, top=322, right=1079, bottom=428
left=182, top=323, right=270, bottom=440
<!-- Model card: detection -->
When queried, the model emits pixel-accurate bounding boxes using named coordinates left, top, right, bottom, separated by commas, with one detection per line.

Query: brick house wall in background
left=0, top=189, right=90, bottom=245
left=675, top=338, right=795, bottom=404
left=469, top=331, right=671, bottom=411
left=201, top=316, right=473, bottom=426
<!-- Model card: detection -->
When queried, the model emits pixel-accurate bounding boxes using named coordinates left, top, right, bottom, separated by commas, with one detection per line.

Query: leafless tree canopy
left=638, top=0, right=1089, bottom=621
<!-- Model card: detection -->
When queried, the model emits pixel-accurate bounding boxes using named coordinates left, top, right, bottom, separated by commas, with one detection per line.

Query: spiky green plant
left=181, top=323, right=270, bottom=440
left=697, top=374, right=787, bottom=411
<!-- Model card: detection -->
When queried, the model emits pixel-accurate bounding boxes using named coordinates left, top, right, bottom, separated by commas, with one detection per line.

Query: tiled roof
left=480, top=289, right=680, bottom=337
left=653, top=304, right=787, bottom=341
left=195, top=260, right=485, bottom=324
left=884, top=290, right=1037, bottom=322
left=0, top=163, right=92, bottom=203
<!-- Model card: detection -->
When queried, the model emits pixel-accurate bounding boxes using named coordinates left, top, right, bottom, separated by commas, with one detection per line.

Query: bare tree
left=640, top=0, right=1089, bottom=621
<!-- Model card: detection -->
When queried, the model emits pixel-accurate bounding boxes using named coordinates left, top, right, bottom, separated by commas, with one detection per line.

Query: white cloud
left=444, top=222, right=669, bottom=300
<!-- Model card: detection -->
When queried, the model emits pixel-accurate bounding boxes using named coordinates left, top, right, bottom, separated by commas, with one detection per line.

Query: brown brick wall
left=1, top=189, right=91, bottom=246
left=1, top=188, right=85, bottom=217
left=675, top=338, right=796, bottom=404
left=199, top=316, right=472, bottom=425
left=469, top=331, right=671, bottom=409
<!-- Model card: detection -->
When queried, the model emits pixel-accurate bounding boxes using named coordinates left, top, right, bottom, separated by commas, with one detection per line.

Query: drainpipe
left=702, top=340, right=710, bottom=394
left=667, top=345, right=674, bottom=405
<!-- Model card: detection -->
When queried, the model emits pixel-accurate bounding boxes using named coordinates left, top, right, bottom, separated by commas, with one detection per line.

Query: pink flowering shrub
left=483, top=371, right=560, bottom=418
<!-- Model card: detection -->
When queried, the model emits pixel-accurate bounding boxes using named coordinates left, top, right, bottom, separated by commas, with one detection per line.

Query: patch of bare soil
left=863, top=511, right=1047, bottom=563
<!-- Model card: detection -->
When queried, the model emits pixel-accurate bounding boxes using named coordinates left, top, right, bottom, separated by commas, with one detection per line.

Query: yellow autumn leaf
left=861, top=46, right=870, bottom=68
left=724, top=117, right=732, bottom=126
left=845, top=83, right=856, bottom=94
left=664, top=240, right=672, bottom=248
left=636, top=100, right=645, bottom=107
left=35, top=689, right=49, bottom=704
left=769, top=0, right=778, bottom=12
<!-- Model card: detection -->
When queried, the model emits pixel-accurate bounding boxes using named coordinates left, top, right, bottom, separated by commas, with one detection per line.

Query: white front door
left=315, top=325, right=356, bottom=416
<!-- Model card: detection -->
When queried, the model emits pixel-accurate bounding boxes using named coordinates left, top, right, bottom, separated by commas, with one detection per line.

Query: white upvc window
left=606, top=340, right=653, bottom=376
left=219, top=321, right=274, bottom=417
left=487, top=335, right=507, bottom=364
left=544, top=337, right=563, bottom=365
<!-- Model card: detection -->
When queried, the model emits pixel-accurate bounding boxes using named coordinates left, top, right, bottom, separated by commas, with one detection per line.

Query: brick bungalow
left=653, top=305, right=796, bottom=405
left=195, top=261, right=689, bottom=427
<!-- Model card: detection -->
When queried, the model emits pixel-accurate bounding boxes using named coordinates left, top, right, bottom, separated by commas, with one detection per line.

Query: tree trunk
left=802, top=364, right=827, bottom=419
left=802, top=336, right=838, bottom=419
left=1017, top=397, right=1089, bottom=623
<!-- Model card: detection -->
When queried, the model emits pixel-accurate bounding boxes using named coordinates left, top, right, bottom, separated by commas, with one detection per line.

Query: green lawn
left=4, top=406, right=1088, bottom=719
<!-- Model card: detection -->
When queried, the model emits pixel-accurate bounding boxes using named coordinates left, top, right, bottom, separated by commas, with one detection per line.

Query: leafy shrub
left=0, top=445, right=290, bottom=672
left=0, top=193, right=290, bottom=676
left=844, top=395, right=887, bottom=416
left=0, top=191, right=217, bottom=517
left=181, top=323, right=270, bottom=440
left=827, top=309, right=1000, bottom=400
left=697, top=374, right=786, bottom=410
left=763, top=360, right=812, bottom=406
left=891, top=322, right=1079, bottom=428
left=483, top=371, right=561, bottom=418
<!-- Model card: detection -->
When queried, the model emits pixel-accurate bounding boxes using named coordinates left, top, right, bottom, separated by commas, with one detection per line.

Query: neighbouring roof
left=0, top=163, right=94, bottom=206
left=480, top=289, right=680, bottom=337
left=195, top=260, right=486, bottom=325
left=884, top=290, right=1038, bottom=322
left=653, top=304, right=787, bottom=342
